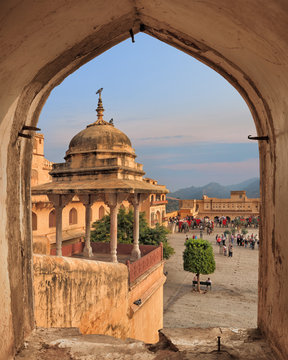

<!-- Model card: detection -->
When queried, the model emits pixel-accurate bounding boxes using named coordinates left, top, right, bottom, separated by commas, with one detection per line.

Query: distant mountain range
left=166, top=178, right=260, bottom=213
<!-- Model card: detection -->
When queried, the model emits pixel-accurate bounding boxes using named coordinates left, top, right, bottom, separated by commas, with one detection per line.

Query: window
left=69, top=208, right=77, bottom=225
left=99, top=205, right=105, bottom=219
left=49, top=209, right=56, bottom=228
left=32, top=212, right=37, bottom=231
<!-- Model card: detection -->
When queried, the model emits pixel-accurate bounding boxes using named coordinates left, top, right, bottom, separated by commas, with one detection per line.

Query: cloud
left=161, top=158, right=259, bottom=173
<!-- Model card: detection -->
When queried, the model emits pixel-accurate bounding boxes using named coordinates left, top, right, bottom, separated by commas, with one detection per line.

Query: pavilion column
left=131, top=195, right=141, bottom=260
left=55, top=204, right=64, bottom=256
left=109, top=203, right=119, bottom=263
left=79, top=194, right=95, bottom=258
left=83, top=202, right=93, bottom=257
left=105, top=193, right=129, bottom=263
left=48, top=194, right=73, bottom=256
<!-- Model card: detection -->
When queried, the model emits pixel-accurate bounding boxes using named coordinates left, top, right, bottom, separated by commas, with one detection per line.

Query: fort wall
left=33, top=254, right=164, bottom=343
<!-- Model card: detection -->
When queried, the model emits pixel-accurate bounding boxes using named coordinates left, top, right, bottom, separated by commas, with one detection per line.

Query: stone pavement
left=164, top=228, right=258, bottom=328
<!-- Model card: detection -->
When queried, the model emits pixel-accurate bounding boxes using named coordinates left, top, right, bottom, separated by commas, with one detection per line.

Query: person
left=223, top=244, right=227, bottom=256
left=228, top=243, right=233, bottom=257
left=206, top=277, right=212, bottom=289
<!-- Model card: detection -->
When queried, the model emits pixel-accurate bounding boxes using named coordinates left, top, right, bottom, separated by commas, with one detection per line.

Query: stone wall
left=33, top=255, right=164, bottom=343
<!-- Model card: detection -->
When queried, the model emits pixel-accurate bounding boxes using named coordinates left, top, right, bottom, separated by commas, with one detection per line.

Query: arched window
left=151, top=195, right=154, bottom=202
left=32, top=212, right=37, bottom=231
left=69, top=208, right=78, bottom=225
left=99, top=205, right=105, bottom=219
left=156, top=210, right=161, bottom=224
left=49, top=209, right=56, bottom=228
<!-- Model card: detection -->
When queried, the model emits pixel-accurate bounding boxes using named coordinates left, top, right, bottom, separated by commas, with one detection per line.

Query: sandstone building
left=179, top=191, right=260, bottom=219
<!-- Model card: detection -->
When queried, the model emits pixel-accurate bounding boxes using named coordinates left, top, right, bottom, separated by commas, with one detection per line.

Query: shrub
left=183, top=239, right=215, bottom=291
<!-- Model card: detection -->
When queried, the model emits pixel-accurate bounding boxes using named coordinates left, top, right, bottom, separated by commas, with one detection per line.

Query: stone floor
left=16, top=327, right=278, bottom=360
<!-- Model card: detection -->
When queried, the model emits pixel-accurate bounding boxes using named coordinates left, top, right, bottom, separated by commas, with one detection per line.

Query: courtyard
left=164, top=227, right=258, bottom=329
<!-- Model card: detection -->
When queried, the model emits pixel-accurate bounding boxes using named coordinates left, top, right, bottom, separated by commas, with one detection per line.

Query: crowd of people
left=215, top=232, right=259, bottom=258
left=168, top=215, right=214, bottom=234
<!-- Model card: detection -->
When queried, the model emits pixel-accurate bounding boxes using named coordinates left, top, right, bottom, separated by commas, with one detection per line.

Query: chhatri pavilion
left=32, top=89, right=168, bottom=262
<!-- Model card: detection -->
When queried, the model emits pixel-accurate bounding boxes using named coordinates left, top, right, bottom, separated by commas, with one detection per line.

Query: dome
left=66, top=90, right=133, bottom=156
left=67, top=122, right=132, bottom=155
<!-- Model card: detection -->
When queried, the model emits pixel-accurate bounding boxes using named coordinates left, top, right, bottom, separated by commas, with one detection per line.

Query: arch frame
left=0, top=2, right=285, bottom=358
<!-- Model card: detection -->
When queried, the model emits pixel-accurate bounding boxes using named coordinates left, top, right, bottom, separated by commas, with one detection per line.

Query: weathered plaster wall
left=33, top=255, right=163, bottom=343
left=129, top=264, right=165, bottom=343
left=1, top=1, right=288, bottom=358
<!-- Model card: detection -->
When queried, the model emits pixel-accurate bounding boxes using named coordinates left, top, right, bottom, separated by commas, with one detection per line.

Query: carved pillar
left=131, top=194, right=141, bottom=260
left=48, top=194, right=73, bottom=256
left=83, top=202, right=93, bottom=257
left=109, top=203, right=118, bottom=263
left=79, top=195, right=93, bottom=257
left=105, top=193, right=128, bottom=263
left=55, top=204, right=64, bottom=256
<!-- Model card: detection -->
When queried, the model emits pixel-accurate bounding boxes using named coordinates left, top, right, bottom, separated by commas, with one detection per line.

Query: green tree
left=91, top=208, right=174, bottom=259
left=183, top=239, right=216, bottom=292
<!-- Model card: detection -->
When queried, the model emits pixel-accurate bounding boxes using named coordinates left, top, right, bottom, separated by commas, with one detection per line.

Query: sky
left=38, top=33, right=259, bottom=192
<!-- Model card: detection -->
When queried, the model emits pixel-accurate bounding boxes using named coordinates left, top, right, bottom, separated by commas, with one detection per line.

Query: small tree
left=183, top=239, right=216, bottom=292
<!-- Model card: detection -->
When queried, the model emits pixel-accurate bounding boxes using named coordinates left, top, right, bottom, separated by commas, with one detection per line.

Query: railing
left=126, top=243, right=163, bottom=284
left=50, top=241, right=84, bottom=256
left=90, top=242, right=156, bottom=256
left=151, top=200, right=168, bottom=205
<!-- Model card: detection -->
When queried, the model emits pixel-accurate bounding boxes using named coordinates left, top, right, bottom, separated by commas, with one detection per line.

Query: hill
left=166, top=178, right=260, bottom=213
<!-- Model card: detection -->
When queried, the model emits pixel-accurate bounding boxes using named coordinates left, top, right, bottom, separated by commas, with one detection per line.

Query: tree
left=183, top=239, right=216, bottom=292
left=91, top=208, right=174, bottom=259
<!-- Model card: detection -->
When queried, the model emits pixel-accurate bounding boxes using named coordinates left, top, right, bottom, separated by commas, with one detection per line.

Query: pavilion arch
left=99, top=206, right=105, bottom=220
left=32, top=212, right=37, bottom=231
left=69, top=208, right=78, bottom=225
left=1, top=2, right=287, bottom=359
left=49, top=210, right=56, bottom=228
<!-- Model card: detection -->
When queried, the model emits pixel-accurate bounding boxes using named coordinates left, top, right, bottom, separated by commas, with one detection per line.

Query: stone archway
left=0, top=2, right=287, bottom=359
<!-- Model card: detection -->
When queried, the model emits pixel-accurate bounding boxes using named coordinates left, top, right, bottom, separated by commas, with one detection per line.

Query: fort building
left=179, top=191, right=260, bottom=220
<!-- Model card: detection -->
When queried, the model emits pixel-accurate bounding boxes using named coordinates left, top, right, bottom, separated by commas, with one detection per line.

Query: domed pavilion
left=32, top=90, right=168, bottom=262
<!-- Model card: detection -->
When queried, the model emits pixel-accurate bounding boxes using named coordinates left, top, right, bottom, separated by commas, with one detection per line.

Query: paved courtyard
left=163, top=227, right=259, bottom=328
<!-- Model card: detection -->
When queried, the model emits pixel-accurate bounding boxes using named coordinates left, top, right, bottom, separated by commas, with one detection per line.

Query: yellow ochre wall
left=33, top=254, right=164, bottom=343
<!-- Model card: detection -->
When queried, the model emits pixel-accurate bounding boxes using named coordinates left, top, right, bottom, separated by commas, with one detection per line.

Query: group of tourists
left=235, top=233, right=259, bottom=249
left=214, top=216, right=230, bottom=228
left=215, top=232, right=259, bottom=258
left=168, top=216, right=214, bottom=234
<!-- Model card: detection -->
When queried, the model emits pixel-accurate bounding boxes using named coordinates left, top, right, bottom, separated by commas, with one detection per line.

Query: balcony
left=151, top=200, right=168, bottom=206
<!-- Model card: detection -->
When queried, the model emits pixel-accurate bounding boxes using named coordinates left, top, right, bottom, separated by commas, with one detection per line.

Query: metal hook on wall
left=248, top=135, right=269, bottom=143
